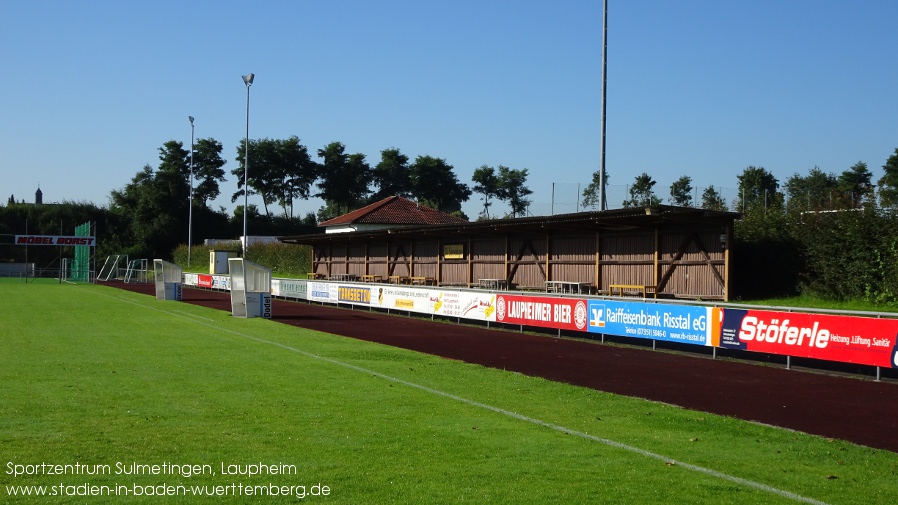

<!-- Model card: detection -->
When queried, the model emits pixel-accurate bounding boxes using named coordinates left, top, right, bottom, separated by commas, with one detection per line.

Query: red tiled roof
left=319, top=196, right=469, bottom=227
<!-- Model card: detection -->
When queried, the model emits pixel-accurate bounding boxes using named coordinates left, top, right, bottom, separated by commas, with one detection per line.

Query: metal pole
left=242, top=73, right=254, bottom=257
left=598, top=0, right=608, bottom=211
left=188, top=116, right=194, bottom=268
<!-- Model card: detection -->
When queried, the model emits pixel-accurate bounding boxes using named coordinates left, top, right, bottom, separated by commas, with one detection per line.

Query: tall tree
left=410, top=155, right=471, bottom=215
left=496, top=165, right=532, bottom=218
left=669, top=175, right=693, bottom=207
left=877, top=148, right=898, bottom=208
left=581, top=169, right=608, bottom=210
left=233, top=137, right=319, bottom=218
left=622, top=173, right=661, bottom=208
left=231, top=138, right=263, bottom=215
left=315, top=141, right=372, bottom=216
left=277, top=136, right=319, bottom=218
left=784, top=166, right=839, bottom=211
left=371, top=148, right=413, bottom=201
left=471, top=165, right=501, bottom=219
left=735, top=165, right=782, bottom=212
left=837, top=161, right=874, bottom=208
left=109, top=158, right=188, bottom=259
left=190, top=137, right=227, bottom=209
left=700, top=186, right=729, bottom=211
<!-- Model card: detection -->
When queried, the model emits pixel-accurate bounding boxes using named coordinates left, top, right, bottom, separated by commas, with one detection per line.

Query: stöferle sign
left=720, top=308, right=898, bottom=368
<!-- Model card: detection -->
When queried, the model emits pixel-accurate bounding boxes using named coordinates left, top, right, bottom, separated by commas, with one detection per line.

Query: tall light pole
left=242, top=73, right=254, bottom=257
left=188, top=115, right=195, bottom=268
left=598, top=0, right=608, bottom=211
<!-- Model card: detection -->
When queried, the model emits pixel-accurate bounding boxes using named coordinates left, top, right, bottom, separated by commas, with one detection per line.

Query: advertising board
left=587, top=300, right=717, bottom=346
left=308, top=282, right=338, bottom=303
left=358, top=285, right=497, bottom=321
left=197, top=274, right=213, bottom=289
left=720, top=308, right=898, bottom=368
left=271, top=279, right=308, bottom=299
left=495, top=294, right=588, bottom=331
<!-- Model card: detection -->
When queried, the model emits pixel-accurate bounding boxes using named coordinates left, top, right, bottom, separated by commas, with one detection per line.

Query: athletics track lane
left=102, top=281, right=898, bottom=454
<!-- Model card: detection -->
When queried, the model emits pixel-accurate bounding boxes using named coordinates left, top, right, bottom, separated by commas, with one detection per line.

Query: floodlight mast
left=242, top=73, right=254, bottom=257
left=599, top=0, right=608, bottom=211
left=188, top=116, right=195, bottom=268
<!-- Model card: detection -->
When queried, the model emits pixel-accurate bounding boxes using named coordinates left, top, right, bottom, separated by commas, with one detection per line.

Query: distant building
left=35, top=186, right=42, bottom=205
left=318, top=196, right=468, bottom=234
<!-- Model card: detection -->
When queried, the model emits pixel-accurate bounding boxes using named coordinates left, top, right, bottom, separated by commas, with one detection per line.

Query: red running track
left=104, top=281, right=898, bottom=454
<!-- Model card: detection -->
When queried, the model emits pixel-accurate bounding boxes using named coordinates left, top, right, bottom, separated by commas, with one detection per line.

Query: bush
left=172, top=242, right=312, bottom=278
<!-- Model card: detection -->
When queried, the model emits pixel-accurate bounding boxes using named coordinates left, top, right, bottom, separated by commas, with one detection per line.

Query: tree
left=877, top=148, right=898, bottom=208
left=581, top=170, right=608, bottom=210
left=700, top=186, right=729, bottom=211
left=409, top=155, right=471, bottom=215
left=315, top=141, right=372, bottom=216
left=735, top=165, right=782, bottom=212
left=277, top=136, right=319, bottom=218
left=471, top=165, right=501, bottom=219
left=669, top=175, right=693, bottom=207
left=190, top=138, right=227, bottom=208
left=837, top=161, right=874, bottom=208
left=233, top=137, right=320, bottom=218
left=496, top=165, right=532, bottom=218
left=622, top=173, right=661, bottom=208
left=784, top=166, right=838, bottom=211
left=371, top=148, right=413, bottom=201
left=110, top=162, right=187, bottom=259
left=231, top=138, right=265, bottom=216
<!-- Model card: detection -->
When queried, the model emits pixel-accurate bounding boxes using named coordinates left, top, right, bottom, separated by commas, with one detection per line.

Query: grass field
left=1, top=282, right=896, bottom=504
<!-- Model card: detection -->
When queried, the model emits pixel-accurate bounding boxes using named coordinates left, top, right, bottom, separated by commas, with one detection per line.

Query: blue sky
left=2, top=0, right=896, bottom=220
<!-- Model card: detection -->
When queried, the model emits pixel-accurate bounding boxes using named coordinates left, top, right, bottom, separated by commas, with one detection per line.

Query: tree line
left=1, top=137, right=536, bottom=260
left=226, top=137, right=536, bottom=221
left=4, top=135, right=898, bottom=303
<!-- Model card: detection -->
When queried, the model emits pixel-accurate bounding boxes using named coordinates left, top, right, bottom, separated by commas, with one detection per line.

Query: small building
left=319, top=196, right=468, bottom=234
left=280, top=204, right=739, bottom=301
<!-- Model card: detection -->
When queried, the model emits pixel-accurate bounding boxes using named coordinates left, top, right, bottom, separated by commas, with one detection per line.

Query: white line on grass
left=106, top=291, right=829, bottom=505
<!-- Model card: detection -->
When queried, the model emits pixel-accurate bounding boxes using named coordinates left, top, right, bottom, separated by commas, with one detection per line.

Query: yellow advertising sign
left=443, top=244, right=464, bottom=259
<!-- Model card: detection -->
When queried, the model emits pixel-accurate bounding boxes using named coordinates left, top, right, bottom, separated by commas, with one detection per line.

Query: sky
left=2, top=0, right=897, bottom=221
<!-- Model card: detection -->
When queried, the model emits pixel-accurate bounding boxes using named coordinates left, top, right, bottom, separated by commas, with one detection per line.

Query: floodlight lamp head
left=189, top=116, right=194, bottom=124
left=243, top=73, right=254, bottom=86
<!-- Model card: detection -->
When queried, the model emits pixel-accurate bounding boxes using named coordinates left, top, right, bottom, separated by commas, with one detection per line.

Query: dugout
left=279, top=205, right=740, bottom=301
left=153, top=259, right=183, bottom=301
left=228, top=258, right=272, bottom=318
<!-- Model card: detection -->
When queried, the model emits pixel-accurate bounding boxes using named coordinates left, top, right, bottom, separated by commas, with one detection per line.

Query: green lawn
left=1, top=282, right=896, bottom=504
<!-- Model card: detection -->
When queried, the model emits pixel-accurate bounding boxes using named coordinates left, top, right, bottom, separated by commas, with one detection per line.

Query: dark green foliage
left=622, top=173, right=661, bottom=208
left=731, top=238, right=802, bottom=299
left=174, top=242, right=312, bottom=278
left=878, top=148, right=898, bottom=208
left=496, top=165, right=532, bottom=218
left=0, top=200, right=125, bottom=266
left=731, top=210, right=801, bottom=299
left=233, top=137, right=320, bottom=218
left=700, top=185, right=728, bottom=211
left=668, top=176, right=693, bottom=207
left=315, top=141, right=372, bottom=217
left=794, top=207, right=898, bottom=303
left=371, top=148, right=413, bottom=201
left=409, top=155, right=471, bottom=215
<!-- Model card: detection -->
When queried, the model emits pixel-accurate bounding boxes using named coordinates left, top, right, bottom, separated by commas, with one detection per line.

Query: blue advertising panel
left=587, top=300, right=713, bottom=346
